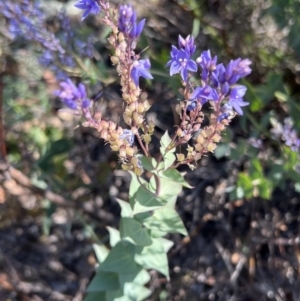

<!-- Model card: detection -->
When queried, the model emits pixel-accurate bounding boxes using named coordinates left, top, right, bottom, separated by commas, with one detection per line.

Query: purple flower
left=166, top=47, right=197, bottom=82
left=54, top=79, right=90, bottom=110
left=228, top=85, right=249, bottom=115
left=229, top=58, right=252, bottom=82
left=120, top=129, right=135, bottom=146
left=212, top=63, right=226, bottom=87
left=74, top=0, right=101, bottom=21
left=129, top=18, right=146, bottom=39
left=131, top=59, right=153, bottom=86
left=0, top=1, right=64, bottom=53
left=218, top=102, right=235, bottom=122
left=282, top=118, right=300, bottom=152
left=196, top=50, right=218, bottom=82
left=178, top=35, right=196, bottom=56
left=39, top=50, right=53, bottom=67
left=190, top=86, right=219, bottom=105
left=118, top=4, right=145, bottom=38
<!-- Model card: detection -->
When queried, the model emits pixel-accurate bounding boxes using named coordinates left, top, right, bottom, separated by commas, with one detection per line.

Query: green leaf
left=129, top=172, right=147, bottom=207
left=107, top=227, right=121, bottom=247
left=157, top=238, right=174, bottom=253
left=84, top=292, right=106, bottom=301
left=87, top=271, right=119, bottom=292
left=237, top=173, right=253, bottom=198
left=120, top=217, right=152, bottom=247
left=116, top=199, right=132, bottom=217
left=135, top=238, right=170, bottom=279
left=118, top=267, right=150, bottom=287
left=140, top=156, right=157, bottom=172
left=123, top=282, right=152, bottom=301
left=142, top=207, right=187, bottom=236
left=249, top=158, right=263, bottom=179
left=106, top=290, right=130, bottom=301
left=163, top=152, right=176, bottom=170
left=258, top=178, right=272, bottom=200
left=149, top=176, right=180, bottom=202
left=118, top=267, right=152, bottom=301
left=100, top=241, right=138, bottom=274
left=160, top=131, right=173, bottom=152
left=158, top=169, right=192, bottom=188
left=93, top=243, right=109, bottom=264
left=214, top=143, right=231, bottom=159
left=133, top=186, right=166, bottom=215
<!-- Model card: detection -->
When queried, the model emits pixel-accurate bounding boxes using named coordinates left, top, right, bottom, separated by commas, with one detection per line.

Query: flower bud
left=195, top=143, right=203, bottom=152
left=143, top=100, right=150, bottom=111
left=133, top=112, right=143, bottom=125
left=118, top=32, right=125, bottom=42
left=116, top=65, right=122, bottom=74
left=197, top=135, right=204, bottom=144
left=111, top=132, right=119, bottom=140
left=101, top=120, right=109, bottom=129
left=138, top=103, right=144, bottom=113
left=143, top=134, right=151, bottom=144
left=207, top=142, right=217, bottom=152
left=176, top=153, right=185, bottom=162
left=110, top=56, right=119, bottom=64
left=134, top=167, right=143, bottom=176
left=126, top=147, right=135, bottom=157
left=100, top=130, right=108, bottom=140
left=122, top=163, right=131, bottom=171
left=111, top=144, right=120, bottom=151
left=123, top=114, right=132, bottom=125
left=112, top=27, right=118, bottom=35
left=109, top=121, right=116, bottom=131
left=131, top=127, right=138, bottom=134
left=177, top=128, right=183, bottom=137
left=212, top=134, right=221, bottom=142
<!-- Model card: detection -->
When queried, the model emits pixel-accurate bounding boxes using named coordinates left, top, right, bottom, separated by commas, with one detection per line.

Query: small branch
left=1, top=163, right=75, bottom=208
left=154, top=174, right=161, bottom=196
left=230, top=255, right=247, bottom=285
left=135, top=131, right=149, bottom=157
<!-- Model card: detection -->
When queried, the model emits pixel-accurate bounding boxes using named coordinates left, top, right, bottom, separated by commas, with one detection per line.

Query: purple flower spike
left=167, top=47, right=197, bottom=82
left=118, top=5, right=135, bottom=34
left=54, top=79, right=90, bottom=110
left=228, top=85, right=249, bottom=115
left=178, top=35, right=196, bottom=56
left=130, top=18, right=146, bottom=38
left=131, top=59, right=153, bottom=86
left=74, top=0, right=101, bottom=21
left=190, top=86, right=219, bottom=105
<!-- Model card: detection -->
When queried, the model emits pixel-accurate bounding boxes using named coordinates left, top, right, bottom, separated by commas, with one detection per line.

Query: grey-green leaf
left=160, top=130, right=173, bottom=152
left=158, top=169, right=192, bottom=188
left=116, top=199, right=132, bottom=217
left=134, top=238, right=170, bottom=279
left=140, top=156, right=157, bottom=172
left=84, top=292, right=106, bottom=301
left=86, top=271, right=119, bottom=292
left=133, top=186, right=166, bottom=215
left=100, top=241, right=138, bottom=274
left=142, top=207, right=187, bottom=236
left=120, top=217, right=152, bottom=247
left=93, top=243, right=109, bottom=264
left=163, top=152, right=176, bottom=170
left=106, top=227, right=121, bottom=247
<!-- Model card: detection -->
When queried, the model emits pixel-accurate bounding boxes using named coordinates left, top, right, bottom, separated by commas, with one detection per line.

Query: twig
left=230, top=255, right=247, bottom=285
left=214, top=240, right=234, bottom=274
